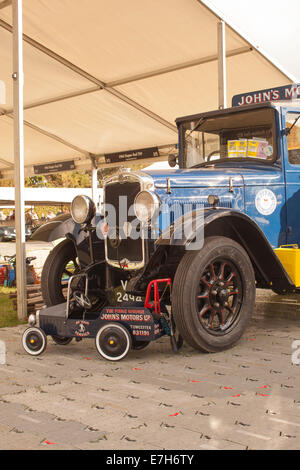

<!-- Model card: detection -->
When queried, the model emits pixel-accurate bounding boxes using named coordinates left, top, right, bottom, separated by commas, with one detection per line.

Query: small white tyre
left=95, top=323, right=132, bottom=361
left=22, top=327, right=47, bottom=356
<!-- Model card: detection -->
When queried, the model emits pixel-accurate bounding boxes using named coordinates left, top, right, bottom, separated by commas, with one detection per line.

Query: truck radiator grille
left=104, top=180, right=143, bottom=266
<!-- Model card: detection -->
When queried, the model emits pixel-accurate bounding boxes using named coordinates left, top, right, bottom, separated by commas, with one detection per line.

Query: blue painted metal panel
left=154, top=185, right=244, bottom=234
left=281, top=107, right=300, bottom=245
left=244, top=183, right=286, bottom=248
left=146, top=164, right=286, bottom=248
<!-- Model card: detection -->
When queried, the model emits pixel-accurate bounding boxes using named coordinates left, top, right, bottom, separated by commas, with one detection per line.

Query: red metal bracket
left=144, top=278, right=171, bottom=314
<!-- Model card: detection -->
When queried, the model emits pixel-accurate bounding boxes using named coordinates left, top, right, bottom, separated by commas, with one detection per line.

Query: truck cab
left=168, top=101, right=300, bottom=250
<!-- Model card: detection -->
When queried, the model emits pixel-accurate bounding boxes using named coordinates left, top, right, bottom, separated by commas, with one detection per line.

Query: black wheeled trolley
left=22, top=275, right=183, bottom=361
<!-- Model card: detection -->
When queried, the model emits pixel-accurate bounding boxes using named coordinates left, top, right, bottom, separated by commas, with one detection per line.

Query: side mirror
left=168, top=154, right=177, bottom=168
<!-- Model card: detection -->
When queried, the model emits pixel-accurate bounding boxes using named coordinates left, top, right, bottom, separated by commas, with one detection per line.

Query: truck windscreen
left=182, top=108, right=276, bottom=168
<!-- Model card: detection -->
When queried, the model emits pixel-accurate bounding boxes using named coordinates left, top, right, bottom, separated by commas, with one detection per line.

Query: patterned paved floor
left=0, top=289, right=300, bottom=450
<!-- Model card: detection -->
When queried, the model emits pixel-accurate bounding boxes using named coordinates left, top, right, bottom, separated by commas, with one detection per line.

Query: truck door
left=283, top=109, right=300, bottom=245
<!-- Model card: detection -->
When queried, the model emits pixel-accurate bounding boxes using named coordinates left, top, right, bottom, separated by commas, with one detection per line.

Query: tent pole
left=90, top=156, right=98, bottom=208
left=217, top=21, right=227, bottom=109
left=92, top=167, right=98, bottom=207
left=12, top=0, right=27, bottom=319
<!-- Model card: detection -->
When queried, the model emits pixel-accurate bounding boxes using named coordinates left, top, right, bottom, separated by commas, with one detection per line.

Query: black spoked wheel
left=41, top=239, right=80, bottom=306
left=172, top=236, right=255, bottom=353
left=197, top=259, right=242, bottom=334
left=51, top=336, right=73, bottom=345
left=95, top=323, right=132, bottom=361
left=22, top=327, right=47, bottom=356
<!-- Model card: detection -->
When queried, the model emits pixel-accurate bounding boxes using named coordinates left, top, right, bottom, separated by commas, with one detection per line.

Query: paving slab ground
left=0, top=288, right=300, bottom=450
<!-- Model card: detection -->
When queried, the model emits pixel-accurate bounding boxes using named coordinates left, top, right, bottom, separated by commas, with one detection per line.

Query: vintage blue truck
left=24, top=86, right=300, bottom=360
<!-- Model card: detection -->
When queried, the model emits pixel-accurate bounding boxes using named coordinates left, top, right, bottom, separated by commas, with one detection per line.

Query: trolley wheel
left=51, top=336, right=73, bottom=345
left=22, top=327, right=47, bottom=356
left=131, top=339, right=150, bottom=350
left=95, top=323, right=132, bottom=361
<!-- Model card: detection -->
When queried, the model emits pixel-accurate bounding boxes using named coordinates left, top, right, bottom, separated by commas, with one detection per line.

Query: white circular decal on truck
left=255, top=189, right=277, bottom=216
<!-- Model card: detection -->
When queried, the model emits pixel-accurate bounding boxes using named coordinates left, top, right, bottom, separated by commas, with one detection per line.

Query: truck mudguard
left=156, top=208, right=294, bottom=293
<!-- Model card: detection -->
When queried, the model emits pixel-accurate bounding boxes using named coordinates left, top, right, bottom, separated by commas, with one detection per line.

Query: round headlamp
left=71, top=195, right=95, bottom=224
left=28, top=314, right=36, bottom=326
left=134, top=191, right=160, bottom=223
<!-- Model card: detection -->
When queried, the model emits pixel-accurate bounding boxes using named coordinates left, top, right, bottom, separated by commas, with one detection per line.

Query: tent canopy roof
left=0, top=0, right=295, bottom=177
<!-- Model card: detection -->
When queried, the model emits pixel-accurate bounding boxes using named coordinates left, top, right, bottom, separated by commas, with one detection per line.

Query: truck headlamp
left=71, top=195, right=95, bottom=225
left=28, top=314, right=36, bottom=326
left=134, top=191, right=160, bottom=223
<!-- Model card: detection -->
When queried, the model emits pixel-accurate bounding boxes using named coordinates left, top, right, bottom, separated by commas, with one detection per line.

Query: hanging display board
left=104, top=147, right=159, bottom=164
left=232, top=84, right=300, bottom=107
left=33, top=160, right=75, bottom=174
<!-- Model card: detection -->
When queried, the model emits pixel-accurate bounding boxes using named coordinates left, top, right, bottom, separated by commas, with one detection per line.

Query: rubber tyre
left=22, top=327, right=47, bottom=356
left=131, top=340, right=149, bottom=350
left=51, top=336, right=73, bottom=345
left=172, top=236, right=255, bottom=353
left=41, top=239, right=77, bottom=306
left=95, top=323, right=132, bottom=361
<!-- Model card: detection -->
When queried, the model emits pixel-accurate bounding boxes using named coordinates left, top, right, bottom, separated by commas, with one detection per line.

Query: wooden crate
left=10, top=284, right=44, bottom=315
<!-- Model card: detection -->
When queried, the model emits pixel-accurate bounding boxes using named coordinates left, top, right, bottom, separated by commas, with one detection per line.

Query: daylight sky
left=202, top=0, right=300, bottom=82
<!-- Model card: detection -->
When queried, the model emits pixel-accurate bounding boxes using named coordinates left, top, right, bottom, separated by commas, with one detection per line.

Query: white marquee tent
left=0, top=0, right=295, bottom=318
left=0, top=0, right=296, bottom=177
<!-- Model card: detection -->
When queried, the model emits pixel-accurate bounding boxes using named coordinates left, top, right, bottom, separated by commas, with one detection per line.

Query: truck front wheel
left=41, top=239, right=79, bottom=306
left=172, top=236, right=255, bottom=352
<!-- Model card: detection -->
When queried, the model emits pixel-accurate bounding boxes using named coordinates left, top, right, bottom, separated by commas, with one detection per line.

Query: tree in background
left=25, top=171, right=91, bottom=188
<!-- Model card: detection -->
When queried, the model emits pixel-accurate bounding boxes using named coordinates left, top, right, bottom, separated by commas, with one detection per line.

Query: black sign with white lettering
left=232, top=84, right=300, bottom=107
left=105, top=147, right=159, bottom=164
left=33, top=160, right=75, bottom=175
